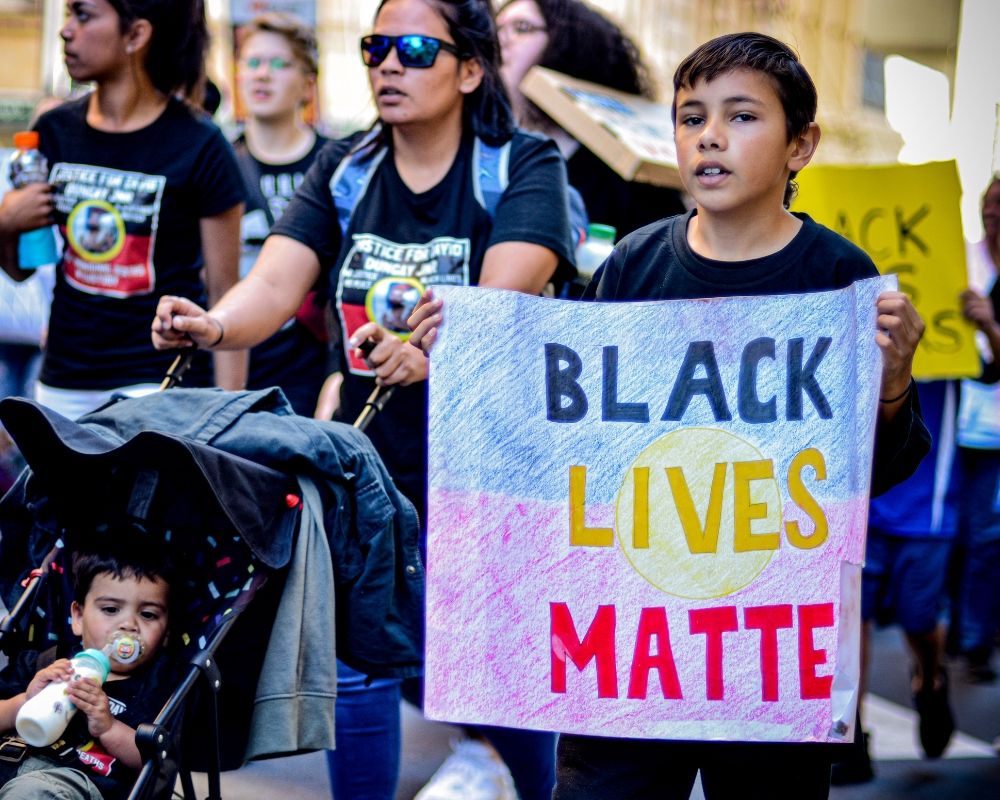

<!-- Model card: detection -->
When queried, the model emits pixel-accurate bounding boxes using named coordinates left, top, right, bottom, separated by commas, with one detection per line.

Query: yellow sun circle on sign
left=615, top=427, right=781, bottom=599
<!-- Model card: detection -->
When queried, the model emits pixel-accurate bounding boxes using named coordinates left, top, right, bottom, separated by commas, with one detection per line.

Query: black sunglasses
left=360, top=34, right=464, bottom=69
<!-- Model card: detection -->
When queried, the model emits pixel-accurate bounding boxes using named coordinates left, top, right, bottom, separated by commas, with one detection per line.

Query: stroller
left=0, top=388, right=423, bottom=800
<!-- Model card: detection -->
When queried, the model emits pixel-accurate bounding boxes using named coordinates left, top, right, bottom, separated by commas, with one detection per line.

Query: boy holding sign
left=411, top=31, right=929, bottom=800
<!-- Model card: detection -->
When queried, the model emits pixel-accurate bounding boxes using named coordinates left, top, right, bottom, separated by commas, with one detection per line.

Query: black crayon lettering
left=602, top=346, right=650, bottom=422
left=787, top=338, right=833, bottom=420
left=738, top=338, right=777, bottom=424
left=546, top=343, right=587, bottom=423
left=661, top=342, right=731, bottom=422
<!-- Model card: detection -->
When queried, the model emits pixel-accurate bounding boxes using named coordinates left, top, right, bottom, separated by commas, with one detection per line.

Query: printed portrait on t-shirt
left=70, top=201, right=121, bottom=258
left=337, top=233, right=471, bottom=376
left=50, top=163, right=167, bottom=298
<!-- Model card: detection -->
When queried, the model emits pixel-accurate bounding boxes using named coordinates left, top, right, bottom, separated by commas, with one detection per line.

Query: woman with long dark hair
left=153, top=1, right=574, bottom=797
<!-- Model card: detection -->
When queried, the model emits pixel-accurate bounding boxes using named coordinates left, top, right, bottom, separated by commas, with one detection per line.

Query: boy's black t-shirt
left=586, top=209, right=876, bottom=301
left=34, top=95, right=246, bottom=390
left=0, top=649, right=175, bottom=800
left=272, top=129, right=575, bottom=516
left=235, top=134, right=330, bottom=415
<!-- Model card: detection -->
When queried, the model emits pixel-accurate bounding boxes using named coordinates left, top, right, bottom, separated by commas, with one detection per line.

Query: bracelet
left=879, top=379, right=913, bottom=404
left=208, top=316, right=225, bottom=348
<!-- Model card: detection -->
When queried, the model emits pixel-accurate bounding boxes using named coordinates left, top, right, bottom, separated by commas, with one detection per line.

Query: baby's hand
left=66, top=677, right=114, bottom=738
left=24, top=659, right=74, bottom=700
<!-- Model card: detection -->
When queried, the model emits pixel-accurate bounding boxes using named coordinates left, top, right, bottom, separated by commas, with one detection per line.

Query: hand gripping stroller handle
left=353, top=338, right=396, bottom=432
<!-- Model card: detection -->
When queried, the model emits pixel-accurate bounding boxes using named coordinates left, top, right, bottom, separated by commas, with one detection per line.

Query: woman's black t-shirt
left=272, top=129, right=575, bottom=519
left=34, top=95, right=245, bottom=390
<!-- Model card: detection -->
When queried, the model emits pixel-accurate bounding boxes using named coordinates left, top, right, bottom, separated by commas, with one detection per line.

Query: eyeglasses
left=360, top=34, right=464, bottom=69
left=242, top=56, right=295, bottom=72
left=496, top=19, right=548, bottom=37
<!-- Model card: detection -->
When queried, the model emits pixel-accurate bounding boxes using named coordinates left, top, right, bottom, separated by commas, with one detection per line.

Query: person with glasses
left=0, top=0, right=246, bottom=421
left=152, top=1, right=574, bottom=799
left=496, top=0, right=685, bottom=240
left=233, top=12, right=329, bottom=417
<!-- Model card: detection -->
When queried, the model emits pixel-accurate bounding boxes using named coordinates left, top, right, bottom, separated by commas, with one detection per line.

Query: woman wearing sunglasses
left=233, top=12, right=329, bottom=416
left=153, top=1, right=574, bottom=798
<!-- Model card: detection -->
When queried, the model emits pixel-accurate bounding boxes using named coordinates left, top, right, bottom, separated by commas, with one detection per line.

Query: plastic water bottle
left=575, top=223, right=617, bottom=285
left=15, top=648, right=111, bottom=746
left=9, top=130, right=57, bottom=269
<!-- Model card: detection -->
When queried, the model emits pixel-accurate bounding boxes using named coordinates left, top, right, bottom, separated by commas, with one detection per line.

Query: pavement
left=189, top=626, right=1000, bottom=799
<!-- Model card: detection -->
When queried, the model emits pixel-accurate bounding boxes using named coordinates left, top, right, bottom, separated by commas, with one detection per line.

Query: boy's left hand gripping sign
left=425, top=277, right=893, bottom=744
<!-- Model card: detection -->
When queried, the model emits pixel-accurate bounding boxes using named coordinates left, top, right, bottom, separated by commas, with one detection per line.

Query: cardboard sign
left=521, top=66, right=681, bottom=189
left=425, top=278, right=893, bottom=743
left=793, top=161, right=979, bottom=380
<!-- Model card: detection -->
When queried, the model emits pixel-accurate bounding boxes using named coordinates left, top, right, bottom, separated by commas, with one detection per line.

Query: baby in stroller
left=0, top=531, right=177, bottom=800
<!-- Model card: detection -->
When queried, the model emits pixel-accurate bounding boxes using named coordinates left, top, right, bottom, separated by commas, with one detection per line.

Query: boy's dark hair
left=71, top=528, right=175, bottom=610
left=672, top=32, right=818, bottom=207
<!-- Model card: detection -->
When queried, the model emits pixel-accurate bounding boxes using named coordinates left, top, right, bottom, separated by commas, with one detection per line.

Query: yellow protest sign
left=793, top=161, right=979, bottom=380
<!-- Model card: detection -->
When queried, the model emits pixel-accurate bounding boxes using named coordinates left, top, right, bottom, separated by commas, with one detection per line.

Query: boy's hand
left=66, top=677, right=114, bottom=738
left=407, top=289, right=442, bottom=355
left=875, top=290, right=924, bottom=401
left=25, top=659, right=74, bottom=700
left=349, top=322, right=427, bottom=386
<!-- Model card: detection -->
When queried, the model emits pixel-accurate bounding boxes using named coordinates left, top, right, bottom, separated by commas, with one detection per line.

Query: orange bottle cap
left=13, top=131, right=40, bottom=150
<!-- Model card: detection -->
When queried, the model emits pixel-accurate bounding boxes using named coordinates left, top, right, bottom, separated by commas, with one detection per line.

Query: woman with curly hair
left=497, top=0, right=685, bottom=239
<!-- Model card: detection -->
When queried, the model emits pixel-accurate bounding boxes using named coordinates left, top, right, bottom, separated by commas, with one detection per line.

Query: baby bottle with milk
left=15, top=648, right=111, bottom=747
left=15, top=631, right=144, bottom=747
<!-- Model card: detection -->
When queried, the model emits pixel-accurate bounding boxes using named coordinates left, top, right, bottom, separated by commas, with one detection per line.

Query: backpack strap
left=330, top=127, right=388, bottom=237
left=330, top=131, right=512, bottom=233
left=472, top=137, right=511, bottom=219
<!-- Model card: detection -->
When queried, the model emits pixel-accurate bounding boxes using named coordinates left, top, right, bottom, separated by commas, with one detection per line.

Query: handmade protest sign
left=793, top=161, right=978, bottom=380
left=425, top=276, right=893, bottom=743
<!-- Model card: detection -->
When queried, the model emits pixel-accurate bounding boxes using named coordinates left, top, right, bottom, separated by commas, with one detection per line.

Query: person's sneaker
left=830, top=730, right=875, bottom=785
left=913, top=670, right=955, bottom=759
left=414, top=738, right=518, bottom=800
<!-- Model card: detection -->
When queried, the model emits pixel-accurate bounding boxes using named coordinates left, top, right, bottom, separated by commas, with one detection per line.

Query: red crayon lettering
left=798, top=603, right=835, bottom=699
left=628, top=607, right=683, bottom=700
left=744, top=604, right=794, bottom=701
left=550, top=602, right=618, bottom=698
left=689, top=606, right=739, bottom=700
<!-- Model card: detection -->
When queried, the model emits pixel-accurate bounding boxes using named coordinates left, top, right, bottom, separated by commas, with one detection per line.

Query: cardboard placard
left=793, top=161, right=979, bottom=380
left=521, top=66, right=681, bottom=189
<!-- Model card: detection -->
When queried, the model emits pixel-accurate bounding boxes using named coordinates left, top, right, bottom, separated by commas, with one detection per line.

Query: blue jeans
left=0, top=344, right=41, bottom=401
left=326, top=661, right=402, bottom=800
left=955, top=447, right=1000, bottom=653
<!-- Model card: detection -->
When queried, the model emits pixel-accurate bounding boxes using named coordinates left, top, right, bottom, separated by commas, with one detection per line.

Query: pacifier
left=104, top=631, right=144, bottom=665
